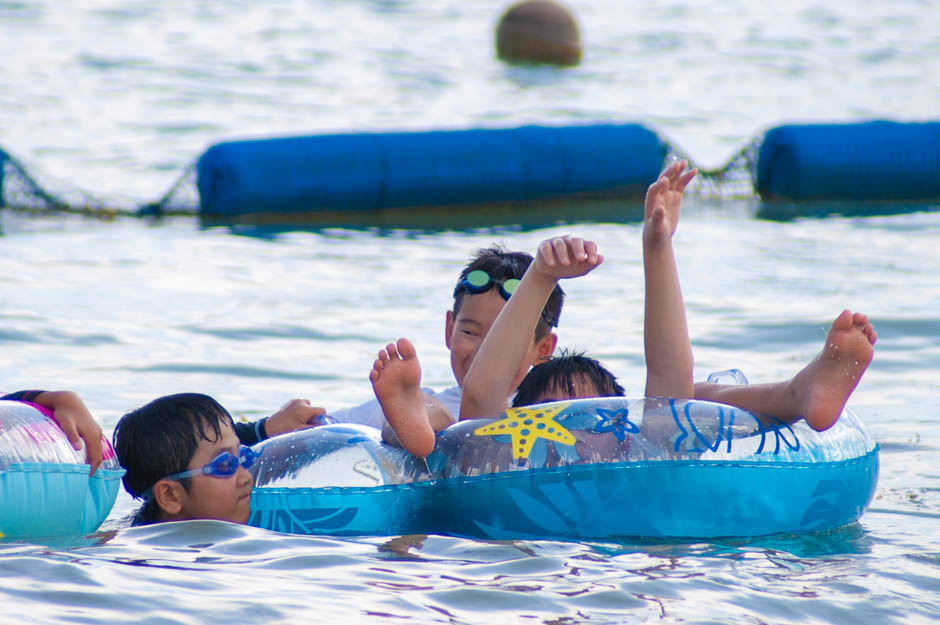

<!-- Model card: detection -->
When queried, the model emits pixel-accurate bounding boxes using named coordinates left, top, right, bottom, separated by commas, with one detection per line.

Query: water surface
left=2, top=1, right=939, bottom=623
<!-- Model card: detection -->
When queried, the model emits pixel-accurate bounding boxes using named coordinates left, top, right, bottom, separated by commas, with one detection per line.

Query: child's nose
left=236, top=465, right=253, bottom=486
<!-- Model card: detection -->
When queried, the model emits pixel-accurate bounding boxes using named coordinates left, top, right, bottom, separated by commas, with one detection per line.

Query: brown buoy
left=495, top=0, right=582, bottom=66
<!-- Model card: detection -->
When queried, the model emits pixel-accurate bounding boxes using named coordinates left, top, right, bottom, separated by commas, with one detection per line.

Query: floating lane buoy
left=756, top=120, right=940, bottom=201
left=196, top=124, right=667, bottom=218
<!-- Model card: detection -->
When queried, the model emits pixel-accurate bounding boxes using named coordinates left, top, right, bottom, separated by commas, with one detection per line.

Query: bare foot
left=370, top=338, right=436, bottom=458
left=792, top=310, right=877, bottom=431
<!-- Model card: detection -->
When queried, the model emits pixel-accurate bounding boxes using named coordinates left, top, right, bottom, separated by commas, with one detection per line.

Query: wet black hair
left=112, top=393, right=235, bottom=525
left=453, top=245, right=564, bottom=341
left=512, top=350, right=625, bottom=407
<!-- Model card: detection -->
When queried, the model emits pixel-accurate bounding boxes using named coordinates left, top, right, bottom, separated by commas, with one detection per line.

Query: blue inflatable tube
left=196, top=124, right=667, bottom=217
left=756, top=121, right=940, bottom=201
left=0, top=400, right=124, bottom=540
left=248, top=397, right=878, bottom=540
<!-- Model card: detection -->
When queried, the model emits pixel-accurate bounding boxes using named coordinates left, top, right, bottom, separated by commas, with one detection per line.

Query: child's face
left=175, top=421, right=254, bottom=524
left=446, top=290, right=553, bottom=389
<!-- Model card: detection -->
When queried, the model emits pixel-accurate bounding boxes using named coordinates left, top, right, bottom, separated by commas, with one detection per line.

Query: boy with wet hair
left=113, top=393, right=255, bottom=526
left=457, top=233, right=602, bottom=420
left=451, top=246, right=564, bottom=359
left=370, top=241, right=578, bottom=455
left=344, top=246, right=565, bottom=456
left=511, top=353, right=630, bottom=466
left=511, top=350, right=625, bottom=407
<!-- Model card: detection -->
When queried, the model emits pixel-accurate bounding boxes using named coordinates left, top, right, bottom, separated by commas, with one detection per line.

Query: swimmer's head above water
left=113, top=393, right=254, bottom=526
left=512, top=350, right=625, bottom=407
left=447, top=246, right=565, bottom=388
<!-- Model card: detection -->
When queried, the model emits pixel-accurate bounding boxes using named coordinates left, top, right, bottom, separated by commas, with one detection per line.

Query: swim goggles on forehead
left=141, top=445, right=256, bottom=500
left=453, top=269, right=558, bottom=327
left=455, top=269, right=520, bottom=300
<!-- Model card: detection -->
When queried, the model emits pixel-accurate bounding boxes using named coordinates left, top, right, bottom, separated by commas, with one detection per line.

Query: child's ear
left=444, top=310, right=455, bottom=349
left=533, top=332, right=558, bottom=364
left=152, top=480, right=184, bottom=517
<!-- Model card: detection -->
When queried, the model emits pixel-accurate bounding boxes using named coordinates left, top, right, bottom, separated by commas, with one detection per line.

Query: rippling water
left=2, top=1, right=939, bottom=623
left=2, top=0, right=938, bottom=202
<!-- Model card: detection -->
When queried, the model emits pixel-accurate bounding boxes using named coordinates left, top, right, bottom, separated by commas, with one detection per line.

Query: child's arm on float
left=232, top=399, right=327, bottom=446
left=460, top=236, right=603, bottom=420
left=643, top=160, right=697, bottom=399
left=33, top=390, right=105, bottom=474
left=265, top=399, right=328, bottom=436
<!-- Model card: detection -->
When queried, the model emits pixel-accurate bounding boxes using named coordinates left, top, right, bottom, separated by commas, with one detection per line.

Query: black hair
left=453, top=245, right=564, bottom=341
left=112, top=393, right=234, bottom=525
left=512, top=350, right=625, bottom=407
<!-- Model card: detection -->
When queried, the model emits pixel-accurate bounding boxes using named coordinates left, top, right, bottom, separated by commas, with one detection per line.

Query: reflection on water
left=756, top=200, right=940, bottom=222
left=199, top=197, right=649, bottom=234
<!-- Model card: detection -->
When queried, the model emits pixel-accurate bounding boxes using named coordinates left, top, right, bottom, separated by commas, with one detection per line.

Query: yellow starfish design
left=474, top=402, right=575, bottom=460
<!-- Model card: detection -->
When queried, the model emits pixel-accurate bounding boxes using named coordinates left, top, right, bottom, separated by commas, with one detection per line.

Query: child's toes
left=397, top=338, right=417, bottom=359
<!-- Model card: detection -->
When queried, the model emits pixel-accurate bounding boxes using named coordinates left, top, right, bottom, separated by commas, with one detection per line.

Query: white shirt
left=328, top=385, right=462, bottom=430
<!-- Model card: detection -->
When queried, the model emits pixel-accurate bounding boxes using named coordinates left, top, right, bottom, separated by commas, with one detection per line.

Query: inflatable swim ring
left=248, top=397, right=878, bottom=540
left=0, top=400, right=124, bottom=540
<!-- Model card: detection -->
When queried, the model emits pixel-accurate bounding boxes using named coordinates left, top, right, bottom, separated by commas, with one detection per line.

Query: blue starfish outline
left=593, top=408, right=639, bottom=441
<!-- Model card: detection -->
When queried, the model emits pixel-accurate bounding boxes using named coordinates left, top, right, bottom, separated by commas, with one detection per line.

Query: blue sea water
left=1, top=1, right=939, bottom=623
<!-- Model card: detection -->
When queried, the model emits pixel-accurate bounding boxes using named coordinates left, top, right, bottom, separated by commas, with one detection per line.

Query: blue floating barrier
left=196, top=124, right=667, bottom=217
left=756, top=121, right=940, bottom=201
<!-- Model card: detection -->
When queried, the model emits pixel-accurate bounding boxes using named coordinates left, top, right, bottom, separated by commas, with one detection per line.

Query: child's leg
left=371, top=338, right=450, bottom=457
left=693, top=311, right=877, bottom=431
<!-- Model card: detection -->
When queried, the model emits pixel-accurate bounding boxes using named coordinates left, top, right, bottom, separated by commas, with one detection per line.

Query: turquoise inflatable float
left=248, top=396, right=878, bottom=540
left=0, top=400, right=124, bottom=540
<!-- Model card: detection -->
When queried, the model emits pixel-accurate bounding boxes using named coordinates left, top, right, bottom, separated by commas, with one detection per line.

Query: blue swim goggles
left=142, top=445, right=257, bottom=500
left=454, top=269, right=558, bottom=327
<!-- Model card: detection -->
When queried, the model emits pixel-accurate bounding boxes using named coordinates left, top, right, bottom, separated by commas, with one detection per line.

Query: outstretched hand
left=265, top=399, right=327, bottom=437
left=644, top=159, right=697, bottom=245
left=533, top=235, right=604, bottom=281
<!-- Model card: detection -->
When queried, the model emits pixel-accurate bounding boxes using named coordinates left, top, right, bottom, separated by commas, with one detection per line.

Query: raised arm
left=460, top=236, right=603, bottom=420
left=643, top=160, right=697, bottom=399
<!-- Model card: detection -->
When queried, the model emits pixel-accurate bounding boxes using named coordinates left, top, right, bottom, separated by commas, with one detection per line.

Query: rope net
left=665, top=134, right=762, bottom=200
left=0, top=149, right=199, bottom=218
left=0, top=134, right=761, bottom=220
